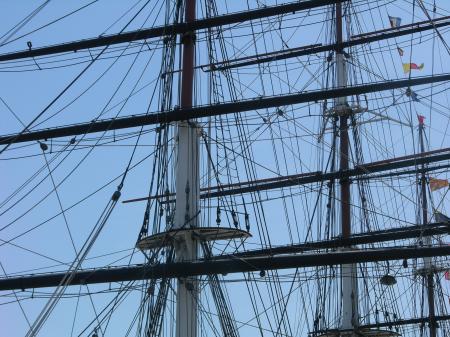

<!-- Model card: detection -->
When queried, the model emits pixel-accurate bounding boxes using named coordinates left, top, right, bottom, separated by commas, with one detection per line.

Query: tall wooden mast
left=418, top=116, right=437, bottom=337
left=175, top=0, right=199, bottom=337
left=335, top=2, right=359, bottom=332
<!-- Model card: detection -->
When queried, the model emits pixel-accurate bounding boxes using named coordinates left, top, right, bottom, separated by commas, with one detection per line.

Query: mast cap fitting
left=181, top=31, right=196, bottom=43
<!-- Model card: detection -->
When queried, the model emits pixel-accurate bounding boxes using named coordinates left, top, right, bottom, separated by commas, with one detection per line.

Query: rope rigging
left=0, top=1, right=450, bottom=337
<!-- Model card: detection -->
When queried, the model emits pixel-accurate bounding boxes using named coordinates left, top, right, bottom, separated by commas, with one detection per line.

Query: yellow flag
left=430, top=177, right=449, bottom=191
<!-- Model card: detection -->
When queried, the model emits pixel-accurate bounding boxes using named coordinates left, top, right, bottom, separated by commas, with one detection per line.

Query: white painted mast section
left=174, top=122, right=200, bottom=337
left=334, top=3, right=359, bottom=332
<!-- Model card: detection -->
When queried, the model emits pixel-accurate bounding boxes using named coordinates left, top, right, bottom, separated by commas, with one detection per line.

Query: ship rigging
left=0, top=1, right=449, bottom=337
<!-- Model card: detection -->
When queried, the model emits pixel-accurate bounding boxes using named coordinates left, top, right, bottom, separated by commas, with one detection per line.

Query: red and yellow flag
left=430, top=177, right=449, bottom=191
left=403, top=62, right=424, bottom=73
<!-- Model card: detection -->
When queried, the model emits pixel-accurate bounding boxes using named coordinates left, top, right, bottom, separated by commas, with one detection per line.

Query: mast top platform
left=136, top=227, right=251, bottom=250
left=315, top=328, right=400, bottom=337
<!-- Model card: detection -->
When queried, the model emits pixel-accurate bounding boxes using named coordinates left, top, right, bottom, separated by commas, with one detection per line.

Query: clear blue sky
left=1, top=1, right=450, bottom=337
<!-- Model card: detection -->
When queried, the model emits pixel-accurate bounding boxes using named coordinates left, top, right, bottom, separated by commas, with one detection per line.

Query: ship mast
left=335, top=2, right=359, bottom=333
left=418, top=116, right=437, bottom=337
left=174, top=0, right=199, bottom=337
left=2, top=2, right=450, bottom=336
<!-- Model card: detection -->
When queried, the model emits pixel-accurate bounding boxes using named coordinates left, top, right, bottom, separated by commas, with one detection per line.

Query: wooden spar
left=0, top=9, right=446, bottom=67
left=217, top=222, right=450, bottom=259
left=122, top=147, right=450, bottom=203
left=0, top=0, right=347, bottom=62
left=0, top=246, right=449, bottom=291
left=1, top=74, right=450, bottom=145
left=314, top=315, right=450, bottom=332
left=208, top=16, right=450, bottom=70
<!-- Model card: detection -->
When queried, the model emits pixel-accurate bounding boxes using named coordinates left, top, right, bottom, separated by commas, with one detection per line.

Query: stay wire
left=18, top=1, right=156, bottom=335
left=0, top=47, right=106, bottom=155
left=69, top=285, right=82, bottom=337
left=0, top=0, right=153, bottom=156
left=45, top=147, right=107, bottom=335
left=42, top=151, right=78, bottom=255
left=0, top=0, right=51, bottom=46
left=0, top=96, right=72, bottom=216
left=0, top=0, right=160, bottom=232
left=417, top=0, right=450, bottom=56
left=0, top=145, right=159, bottom=247
left=0, top=261, right=32, bottom=328
left=25, top=196, right=118, bottom=337
left=0, top=1, right=99, bottom=48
